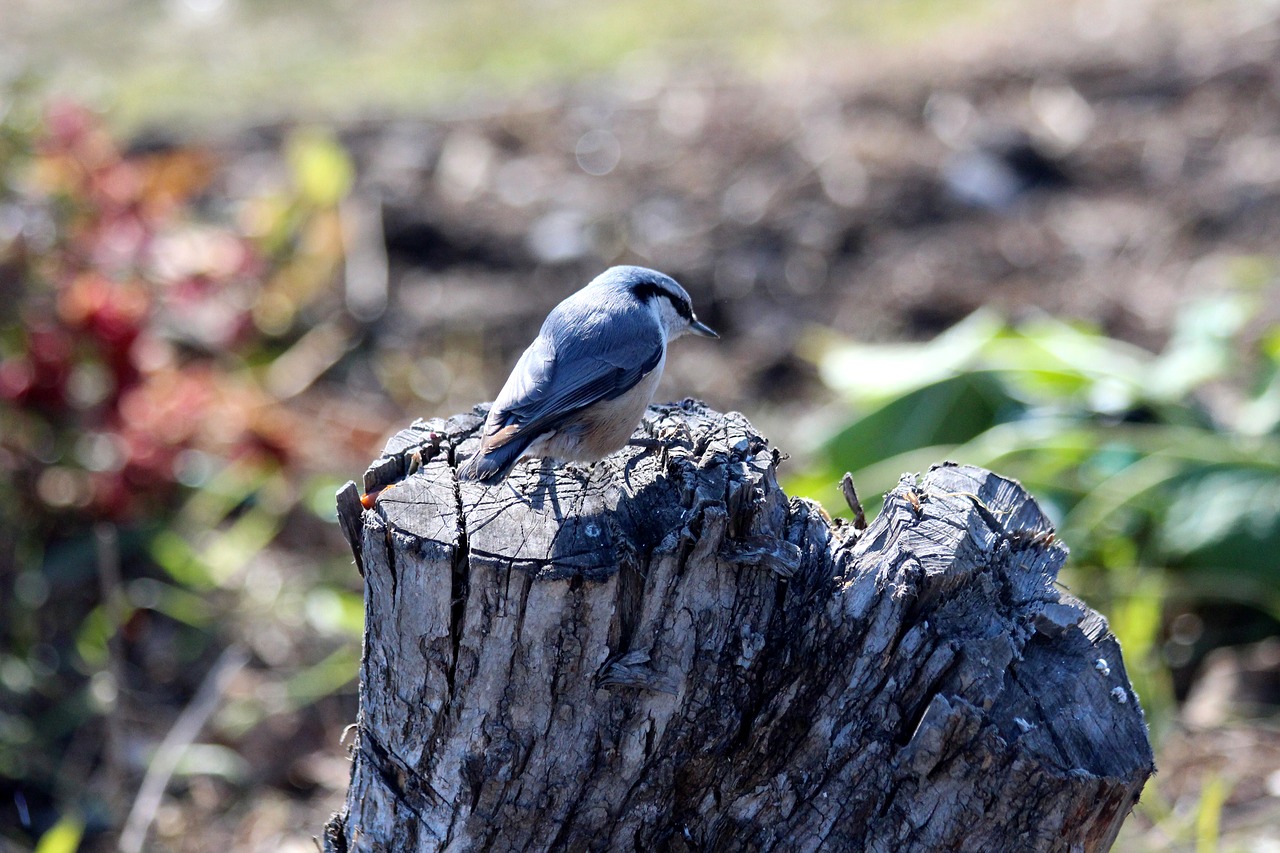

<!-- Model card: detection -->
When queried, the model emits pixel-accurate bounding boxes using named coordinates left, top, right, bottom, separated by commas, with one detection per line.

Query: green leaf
left=171, top=742, right=249, bottom=781
left=285, top=646, right=360, bottom=705
left=305, top=475, right=347, bottom=521
left=986, top=316, right=1152, bottom=410
left=201, top=508, right=283, bottom=585
left=1157, top=465, right=1280, bottom=581
left=1262, top=326, right=1280, bottom=363
left=821, top=371, right=1020, bottom=475
left=126, top=578, right=216, bottom=627
left=1236, top=368, right=1280, bottom=435
left=150, top=529, right=216, bottom=590
left=1195, top=773, right=1228, bottom=853
left=1108, top=571, right=1176, bottom=739
left=813, top=308, right=1005, bottom=399
left=286, top=128, right=354, bottom=207
left=994, top=314, right=1151, bottom=385
left=74, top=605, right=113, bottom=668
left=305, top=586, right=364, bottom=637
left=1148, top=295, right=1251, bottom=402
left=35, top=816, right=84, bottom=853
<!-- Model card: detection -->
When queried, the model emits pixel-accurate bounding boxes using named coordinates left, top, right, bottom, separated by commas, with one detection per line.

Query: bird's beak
left=690, top=317, right=719, bottom=339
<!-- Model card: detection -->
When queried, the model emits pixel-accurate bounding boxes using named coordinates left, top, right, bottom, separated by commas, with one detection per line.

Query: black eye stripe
left=631, top=282, right=693, bottom=321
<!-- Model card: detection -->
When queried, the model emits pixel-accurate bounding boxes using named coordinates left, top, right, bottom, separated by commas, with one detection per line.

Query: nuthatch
left=458, top=265, right=718, bottom=483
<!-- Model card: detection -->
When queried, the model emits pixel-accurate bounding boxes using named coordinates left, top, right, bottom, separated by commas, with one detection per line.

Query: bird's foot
left=560, top=461, right=594, bottom=484
left=629, top=422, right=692, bottom=453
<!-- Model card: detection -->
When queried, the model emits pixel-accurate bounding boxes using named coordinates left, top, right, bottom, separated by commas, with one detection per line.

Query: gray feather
left=492, top=289, right=663, bottom=437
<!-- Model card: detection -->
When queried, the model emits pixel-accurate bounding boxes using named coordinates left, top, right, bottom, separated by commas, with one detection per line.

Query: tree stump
left=324, top=401, right=1153, bottom=853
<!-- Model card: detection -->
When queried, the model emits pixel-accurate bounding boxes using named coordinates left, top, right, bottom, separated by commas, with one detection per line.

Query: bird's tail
left=456, top=434, right=534, bottom=484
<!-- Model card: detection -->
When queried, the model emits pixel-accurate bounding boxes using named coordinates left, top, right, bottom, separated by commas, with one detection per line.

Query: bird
left=457, top=265, right=718, bottom=484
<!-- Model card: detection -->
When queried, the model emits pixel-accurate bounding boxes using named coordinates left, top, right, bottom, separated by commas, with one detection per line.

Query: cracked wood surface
left=324, top=400, right=1153, bottom=853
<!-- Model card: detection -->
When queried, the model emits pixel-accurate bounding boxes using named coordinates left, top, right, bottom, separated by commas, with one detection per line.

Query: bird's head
left=602, top=265, right=718, bottom=341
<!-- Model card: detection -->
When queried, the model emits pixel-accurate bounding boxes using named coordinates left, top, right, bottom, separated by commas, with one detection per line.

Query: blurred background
left=3, top=0, right=1280, bottom=850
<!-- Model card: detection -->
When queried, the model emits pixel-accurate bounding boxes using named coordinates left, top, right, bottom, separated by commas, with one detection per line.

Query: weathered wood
left=325, top=400, right=1153, bottom=853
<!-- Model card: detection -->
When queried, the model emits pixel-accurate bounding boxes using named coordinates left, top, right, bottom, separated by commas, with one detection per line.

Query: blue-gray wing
left=489, top=304, right=663, bottom=439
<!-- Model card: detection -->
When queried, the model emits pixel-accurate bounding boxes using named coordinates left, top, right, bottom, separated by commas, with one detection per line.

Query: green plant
left=0, top=99, right=365, bottom=847
left=792, top=272, right=1280, bottom=733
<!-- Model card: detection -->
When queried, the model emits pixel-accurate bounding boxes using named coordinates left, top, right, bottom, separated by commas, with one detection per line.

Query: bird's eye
left=674, top=298, right=693, bottom=322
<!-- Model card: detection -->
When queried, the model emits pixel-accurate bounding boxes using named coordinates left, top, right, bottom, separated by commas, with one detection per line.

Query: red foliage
left=1, top=101, right=316, bottom=524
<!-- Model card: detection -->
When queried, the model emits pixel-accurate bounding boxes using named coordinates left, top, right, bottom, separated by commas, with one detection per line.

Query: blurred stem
left=1109, top=567, right=1177, bottom=743
left=1195, top=773, right=1227, bottom=853
left=118, top=643, right=249, bottom=853
left=93, top=521, right=127, bottom=826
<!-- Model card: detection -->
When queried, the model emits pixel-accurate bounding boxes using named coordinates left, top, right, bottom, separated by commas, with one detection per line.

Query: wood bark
left=324, top=400, right=1153, bottom=853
